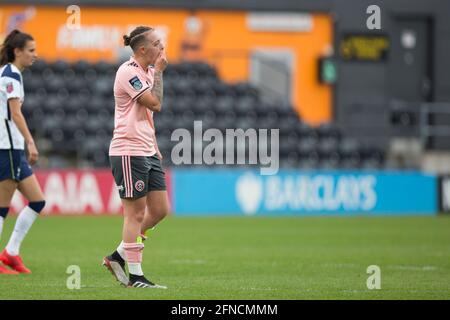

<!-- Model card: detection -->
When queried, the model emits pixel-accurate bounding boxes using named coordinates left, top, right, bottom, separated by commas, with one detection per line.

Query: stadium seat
left=278, top=115, right=300, bottom=136
left=215, top=96, right=234, bottom=115
left=84, top=68, right=98, bottom=82
left=339, top=138, right=362, bottom=168
left=215, top=112, right=237, bottom=132
left=234, top=96, right=256, bottom=115
left=232, top=82, right=259, bottom=99
left=279, top=134, right=297, bottom=157
left=45, top=74, right=65, bottom=93
left=66, top=76, right=86, bottom=93
left=258, top=111, right=279, bottom=129
left=317, top=123, right=341, bottom=141
left=50, top=60, right=71, bottom=74
left=192, top=78, right=217, bottom=98
left=29, top=59, right=48, bottom=74
left=21, top=59, right=384, bottom=169
left=93, top=60, right=113, bottom=74
left=23, top=73, right=42, bottom=93
left=296, top=123, right=319, bottom=142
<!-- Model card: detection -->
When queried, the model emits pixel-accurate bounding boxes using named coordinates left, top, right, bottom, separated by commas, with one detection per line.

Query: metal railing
left=420, top=102, right=450, bottom=149
left=206, top=49, right=292, bottom=104
left=390, top=100, right=450, bottom=149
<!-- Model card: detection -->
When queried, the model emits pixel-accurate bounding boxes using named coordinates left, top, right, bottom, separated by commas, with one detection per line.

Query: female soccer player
left=0, top=29, right=45, bottom=275
left=103, top=26, right=170, bottom=288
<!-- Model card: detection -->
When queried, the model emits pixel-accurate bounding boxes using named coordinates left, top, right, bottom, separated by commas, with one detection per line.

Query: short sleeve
left=3, top=78, right=21, bottom=100
left=117, top=67, right=150, bottom=101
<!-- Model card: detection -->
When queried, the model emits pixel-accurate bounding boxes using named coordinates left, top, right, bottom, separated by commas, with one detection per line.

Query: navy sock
left=28, top=201, right=46, bottom=214
left=0, top=207, right=9, bottom=219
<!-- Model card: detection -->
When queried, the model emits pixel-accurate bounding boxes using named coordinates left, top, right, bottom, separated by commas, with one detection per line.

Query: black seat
left=172, top=95, right=194, bottom=114
left=317, top=138, right=338, bottom=156
left=279, top=135, right=297, bottom=157
left=84, top=117, right=101, bottom=135
left=72, top=60, right=91, bottom=74
left=317, top=139, right=340, bottom=168
left=212, top=82, right=230, bottom=97
left=196, top=62, right=218, bottom=79
left=164, top=65, right=180, bottom=80
left=257, top=111, right=279, bottom=129
left=232, top=82, right=259, bottom=99
left=83, top=68, right=98, bottom=82
left=317, top=122, right=341, bottom=141
left=93, top=60, right=113, bottom=74
left=51, top=60, right=70, bottom=74
left=24, top=74, right=42, bottom=93
left=93, top=76, right=113, bottom=96
left=29, top=59, right=48, bottom=74
left=192, top=96, right=213, bottom=114
left=73, top=128, right=87, bottom=143
left=42, top=115, right=62, bottom=138
left=278, top=115, right=300, bottom=136
left=86, top=96, right=106, bottom=114
left=63, top=117, right=81, bottom=136
left=42, top=94, right=61, bottom=113
left=65, top=94, right=83, bottom=114
left=234, top=96, right=255, bottom=115
left=360, top=145, right=384, bottom=168
left=339, top=138, right=362, bottom=168
left=45, top=74, right=65, bottom=93
left=66, top=76, right=86, bottom=93
left=192, top=78, right=217, bottom=98
left=296, top=123, right=319, bottom=142
left=180, top=110, right=195, bottom=130
left=30, top=107, right=45, bottom=130
left=216, top=112, right=236, bottom=131
left=212, top=95, right=232, bottom=115
left=56, top=88, right=70, bottom=101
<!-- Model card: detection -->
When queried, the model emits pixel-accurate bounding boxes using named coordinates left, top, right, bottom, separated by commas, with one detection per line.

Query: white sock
left=127, top=262, right=143, bottom=276
left=0, top=216, right=4, bottom=240
left=116, top=241, right=125, bottom=260
left=5, top=206, right=38, bottom=256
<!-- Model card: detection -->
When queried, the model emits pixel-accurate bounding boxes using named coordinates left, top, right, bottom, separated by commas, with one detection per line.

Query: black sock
left=111, top=250, right=124, bottom=263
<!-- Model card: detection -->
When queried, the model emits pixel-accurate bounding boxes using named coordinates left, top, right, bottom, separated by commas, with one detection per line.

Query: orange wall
left=0, top=5, right=332, bottom=124
left=0, top=5, right=188, bottom=62
left=196, top=11, right=333, bottom=125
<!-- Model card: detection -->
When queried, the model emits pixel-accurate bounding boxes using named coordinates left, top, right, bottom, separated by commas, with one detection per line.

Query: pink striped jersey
left=109, top=56, right=162, bottom=158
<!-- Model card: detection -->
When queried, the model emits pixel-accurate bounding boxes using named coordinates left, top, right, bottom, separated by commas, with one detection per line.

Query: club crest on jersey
left=129, top=76, right=143, bottom=91
left=6, top=82, right=13, bottom=94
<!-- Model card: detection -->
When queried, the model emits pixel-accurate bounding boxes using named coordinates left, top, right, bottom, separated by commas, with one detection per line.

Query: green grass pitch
left=0, top=215, right=449, bottom=299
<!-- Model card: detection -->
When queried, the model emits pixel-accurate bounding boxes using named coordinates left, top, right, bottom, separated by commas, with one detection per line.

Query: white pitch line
left=387, top=265, right=438, bottom=271
left=171, top=259, right=207, bottom=265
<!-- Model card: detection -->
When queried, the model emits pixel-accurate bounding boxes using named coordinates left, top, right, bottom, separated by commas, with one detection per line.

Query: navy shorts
left=0, top=149, right=34, bottom=182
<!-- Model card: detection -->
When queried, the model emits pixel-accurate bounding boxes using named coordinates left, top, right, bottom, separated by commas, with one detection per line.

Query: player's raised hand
left=27, top=140, right=39, bottom=165
left=155, top=50, right=168, bottom=72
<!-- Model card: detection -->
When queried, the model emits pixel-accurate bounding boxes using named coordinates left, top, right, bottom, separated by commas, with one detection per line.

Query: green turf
left=0, top=215, right=449, bottom=299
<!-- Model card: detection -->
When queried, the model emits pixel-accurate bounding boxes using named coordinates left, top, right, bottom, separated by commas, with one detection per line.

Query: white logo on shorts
left=135, top=180, right=145, bottom=192
left=117, top=185, right=124, bottom=191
